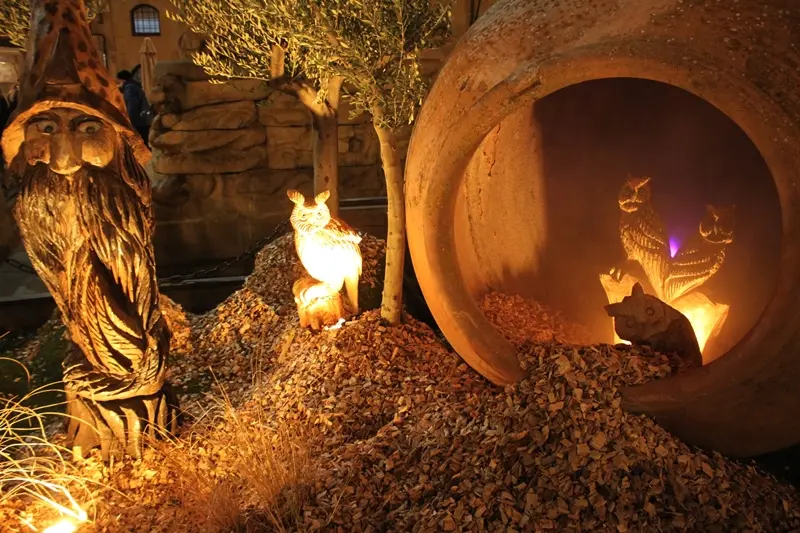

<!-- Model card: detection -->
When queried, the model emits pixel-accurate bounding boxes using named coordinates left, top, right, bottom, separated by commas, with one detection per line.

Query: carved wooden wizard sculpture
left=1, top=0, right=177, bottom=460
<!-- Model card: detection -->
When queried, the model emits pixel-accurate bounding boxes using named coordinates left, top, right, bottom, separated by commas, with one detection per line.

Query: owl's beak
left=49, top=132, right=82, bottom=175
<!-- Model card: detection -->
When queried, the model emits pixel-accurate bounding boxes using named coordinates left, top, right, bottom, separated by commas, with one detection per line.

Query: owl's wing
left=663, top=234, right=726, bottom=302
left=326, top=218, right=363, bottom=243
left=324, top=218, right=363, bottom=275
left=620, top=204, right=670, bottom=300
left=73, top=143, right=163, bottom=387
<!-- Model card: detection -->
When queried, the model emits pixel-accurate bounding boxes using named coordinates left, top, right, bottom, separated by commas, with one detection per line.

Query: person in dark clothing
left=116, top=69, right=150, bottom=146
left=0, top=86, right=18, bottom=174
left=0, top=85, right=17, bottom=130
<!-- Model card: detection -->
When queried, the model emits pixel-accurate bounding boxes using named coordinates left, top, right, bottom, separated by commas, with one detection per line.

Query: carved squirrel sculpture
left=605, top=282, right=703, bottom=368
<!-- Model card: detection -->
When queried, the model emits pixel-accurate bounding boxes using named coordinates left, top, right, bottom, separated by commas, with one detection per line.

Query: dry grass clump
left=0, top=367, right=91, bottom=533
left=480, top=292, right=594, bottom=346
left=154, top=390, right=316, bottom=533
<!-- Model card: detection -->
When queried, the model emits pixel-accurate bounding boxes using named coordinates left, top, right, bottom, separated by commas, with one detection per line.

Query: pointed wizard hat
left=1, top=0, right=150, bottom=168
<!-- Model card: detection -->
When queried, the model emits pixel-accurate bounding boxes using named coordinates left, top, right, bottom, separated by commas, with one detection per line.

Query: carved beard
left=14, top=141, right=168, bottom=400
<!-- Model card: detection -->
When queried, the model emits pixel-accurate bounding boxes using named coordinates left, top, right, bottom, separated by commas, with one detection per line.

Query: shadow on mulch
left=750, top=447, right=800, bottom=490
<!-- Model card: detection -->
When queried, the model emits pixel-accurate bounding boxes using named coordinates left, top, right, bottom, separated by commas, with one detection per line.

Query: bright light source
left=43, top=518, right=80, bottom=533
left=668, top=236, right=680, bottom=258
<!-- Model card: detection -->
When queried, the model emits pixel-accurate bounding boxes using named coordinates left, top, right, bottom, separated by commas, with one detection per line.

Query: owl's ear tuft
left=287, top=189, right=305, bottom=205
left=315, top=190, right=331, bottom=205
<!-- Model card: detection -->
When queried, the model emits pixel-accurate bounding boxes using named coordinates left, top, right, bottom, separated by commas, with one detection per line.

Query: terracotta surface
left=405, top=0, right=800, bottom=457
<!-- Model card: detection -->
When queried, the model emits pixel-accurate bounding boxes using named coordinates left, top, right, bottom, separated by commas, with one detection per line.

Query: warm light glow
left=43, top=517, right=82, bottom=533
left=293, top=277, right=346, bottom=330
left=669, top=236, right=680, bottom=258
left=298, top=283, right=337, bottom=305
left=33, top=491, right=87, bottom=533
left=324, top=317, right=346, bottom=331
left=671, top=292, right=729, bottom=355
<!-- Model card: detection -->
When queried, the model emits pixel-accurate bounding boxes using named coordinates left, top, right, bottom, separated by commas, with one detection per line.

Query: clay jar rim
left=408, top=42, right=799, bottom=413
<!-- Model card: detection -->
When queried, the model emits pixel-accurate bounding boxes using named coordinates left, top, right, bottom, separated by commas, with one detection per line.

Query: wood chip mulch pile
left=2, top=235, right=799, bottom=532
left=480, top=291, right=594, bottom=346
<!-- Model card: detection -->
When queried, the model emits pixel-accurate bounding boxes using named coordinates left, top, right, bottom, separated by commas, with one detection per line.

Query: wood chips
left=1, top=235, right=799, bottom=532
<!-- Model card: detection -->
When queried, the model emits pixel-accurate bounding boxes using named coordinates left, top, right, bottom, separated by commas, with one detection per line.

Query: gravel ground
left=1, top=235, right=798, bottom=532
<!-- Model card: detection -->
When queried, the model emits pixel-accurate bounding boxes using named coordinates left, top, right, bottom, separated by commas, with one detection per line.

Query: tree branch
left=269, top=43, right=286, bottom=80
left=327, top=76, right=343, bottom=112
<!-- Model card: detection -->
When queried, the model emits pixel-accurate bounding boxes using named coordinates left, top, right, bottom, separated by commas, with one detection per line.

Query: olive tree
left=308, top=0, right=452, bottom=324
left=166, top=0, right=344, bottom=216
left=170, top=0, right=451, bottom=325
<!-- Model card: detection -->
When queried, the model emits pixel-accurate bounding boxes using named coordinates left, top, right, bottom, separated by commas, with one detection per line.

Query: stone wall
left=148, top=61, right=405, bottom=269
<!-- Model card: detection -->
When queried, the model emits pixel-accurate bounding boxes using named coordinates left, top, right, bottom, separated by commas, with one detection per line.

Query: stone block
left=154, top=60, right=210, bottom=83
left=152, top=145, right=267, bottom=175
left=170, top=100, right=258, bottom=131
left=153, top=113, right=178, bottom=130
left=181, top=79, right=271, bottom=109
left=151, top=74, right=186, bottom=114
left=340, top=165, right=386, bottom=197
left=338, top=124, right=380, bottom=166
left=153, top=215, right=268, bottom=266
left=266, top=126, right=313, bottom=169
left=151, top=126, right=266, bottom=153
left=258, top=92, right=311, bottom=127
left=220, top=169, right=313, bottom=219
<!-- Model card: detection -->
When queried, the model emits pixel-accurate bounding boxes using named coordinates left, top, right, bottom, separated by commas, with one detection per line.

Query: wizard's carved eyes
left=77, top=119, right=103, bottom=134
left=35, top=120, right=57, bottom=134
left=27, top=114, right=106, bottom=136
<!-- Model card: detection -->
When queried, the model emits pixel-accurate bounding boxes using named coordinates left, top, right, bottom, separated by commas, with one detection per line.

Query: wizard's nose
left=49, top=132, right=82, bottom=175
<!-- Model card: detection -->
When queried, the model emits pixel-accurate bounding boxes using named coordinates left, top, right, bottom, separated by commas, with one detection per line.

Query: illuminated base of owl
left=293, top=275, right=346, bottom=331
left=65, top=383, right=179, bottom=462
left=671, top=291, right=729, bottom=358
left=599, top=272, right=729, bottom=358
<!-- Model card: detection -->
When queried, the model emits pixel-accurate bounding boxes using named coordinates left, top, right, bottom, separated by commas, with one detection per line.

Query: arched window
left=131, top=4, right=160, bottom=36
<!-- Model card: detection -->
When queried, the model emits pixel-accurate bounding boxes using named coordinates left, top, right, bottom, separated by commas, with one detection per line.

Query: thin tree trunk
left=373, top=115, right=405, bottom=325
left=270, top=45, right=342, bottom=215
left=310, top=113, right=339, bottom=216
left=310, top=77, right=342, bottom=217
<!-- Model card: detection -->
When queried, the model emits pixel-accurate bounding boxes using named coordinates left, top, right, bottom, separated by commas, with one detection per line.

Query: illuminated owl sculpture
left=287, top=189, right=363, bottom=315
left=1, top=0, right=176, bottom=460
left=663, top=204, right=735, bottom=302
left=601, top=176, right=735, bottom=356
left=615, top=176, right=671, bottom=300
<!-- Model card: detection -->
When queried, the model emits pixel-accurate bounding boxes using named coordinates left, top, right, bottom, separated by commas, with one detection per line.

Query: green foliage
left=166, top=0, right=289, bottom=81
left=168, top=0, right=452, bottom=131
left=0, top=0, right=109, bottom=49
left=312, top=0, right=452, bottom=131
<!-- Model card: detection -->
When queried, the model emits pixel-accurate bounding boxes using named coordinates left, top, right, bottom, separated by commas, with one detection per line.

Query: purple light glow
left=669, top=237, right=680, bottom=258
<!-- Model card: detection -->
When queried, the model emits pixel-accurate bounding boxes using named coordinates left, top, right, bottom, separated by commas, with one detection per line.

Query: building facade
left=89, top=1, right=187, bottom=76
left=0, top=37, right=23, bottom=95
